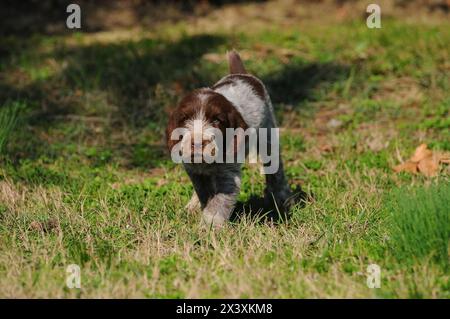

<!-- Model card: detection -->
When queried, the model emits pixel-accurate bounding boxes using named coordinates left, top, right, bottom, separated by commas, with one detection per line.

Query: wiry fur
left=166, top=51, right=292, bottom=227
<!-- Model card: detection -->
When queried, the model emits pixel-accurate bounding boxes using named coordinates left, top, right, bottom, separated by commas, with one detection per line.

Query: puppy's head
left=166, top=89, right=248, bottom=163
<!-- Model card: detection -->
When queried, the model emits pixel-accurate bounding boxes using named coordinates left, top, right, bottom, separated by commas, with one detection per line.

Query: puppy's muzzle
left=185, top=135, right=217, bottom=161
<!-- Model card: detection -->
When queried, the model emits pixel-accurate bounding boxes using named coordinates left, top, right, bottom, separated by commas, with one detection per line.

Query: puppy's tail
left=228, top=50, right=247, bottom=74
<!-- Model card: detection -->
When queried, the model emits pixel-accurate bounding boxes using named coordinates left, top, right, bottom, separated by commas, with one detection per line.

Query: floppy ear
left=227, top=109, right=248, bottom=156
left=166, top=109, right=181, bottom=152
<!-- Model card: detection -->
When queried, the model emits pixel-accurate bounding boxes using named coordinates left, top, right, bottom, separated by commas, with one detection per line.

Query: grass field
left=0, top=1, right=449, bottom=298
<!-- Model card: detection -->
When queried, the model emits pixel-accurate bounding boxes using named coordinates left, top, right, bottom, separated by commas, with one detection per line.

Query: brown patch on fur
left=165, top=92, right=199, bottom=152
left=204, top=91, right=248, bottom=133
left=212, top=79, right=235, bottom=90
left=166, top=89, right=248, bottom=155
left=213, top=74, right=266, bottom=101
left=239, top=75, right=266, bottom=100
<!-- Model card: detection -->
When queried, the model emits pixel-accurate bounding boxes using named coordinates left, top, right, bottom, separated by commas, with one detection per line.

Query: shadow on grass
left=55, top=34, right=226, bottom=126
left=3, top=34, right=226, bottom=124
left=230, top=185, right=311, bottom=224
left=0, top=1, right=267, bottom=36
left=1, top=29, right=351, bottom=174
left=0, top=34, right=227, bottom=169
left=263, top=61, right=350, bottom=105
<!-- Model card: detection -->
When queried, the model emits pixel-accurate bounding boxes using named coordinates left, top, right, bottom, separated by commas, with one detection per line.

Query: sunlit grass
left=388, top=182, right=449, bottom=269
left=0, top=2, right=449, bottom=298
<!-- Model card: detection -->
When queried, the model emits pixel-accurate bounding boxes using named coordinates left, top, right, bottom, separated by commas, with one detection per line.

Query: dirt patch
left=373, top=77, right=424, bottom=106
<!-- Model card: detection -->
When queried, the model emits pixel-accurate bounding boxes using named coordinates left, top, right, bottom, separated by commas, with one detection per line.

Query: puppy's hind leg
left=263, top=159, right=292, bottom=210
left=260, top=126, right=292, bottom=212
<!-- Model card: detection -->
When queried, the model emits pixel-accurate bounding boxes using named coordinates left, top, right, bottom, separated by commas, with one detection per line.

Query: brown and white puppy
left=166, top=51, right=292, bottom=227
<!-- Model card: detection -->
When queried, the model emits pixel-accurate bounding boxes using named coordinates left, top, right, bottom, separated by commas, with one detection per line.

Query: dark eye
left=179, top=114, right=188, bottom=124
left=212, top=114, right=226, bottom=126
left=212, top=118, right=221, bottom=126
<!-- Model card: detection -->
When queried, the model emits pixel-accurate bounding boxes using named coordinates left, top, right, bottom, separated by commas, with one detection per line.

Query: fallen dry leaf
left=394, top=144, right=449, bottom=177
left=410, top=143, right=432, bottom=162
left=417, top=154, right=440, bottom=177
left=393, top=161, right=418, bottom=174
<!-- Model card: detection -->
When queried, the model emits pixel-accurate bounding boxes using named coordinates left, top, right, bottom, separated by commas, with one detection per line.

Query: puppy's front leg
left=203, top=170, right=241, bottom=227
left=187, top=167, right=241, bottom=227
left=202, top=192, right=238, bottom=227
left=186, top=171, right=215, bottom=209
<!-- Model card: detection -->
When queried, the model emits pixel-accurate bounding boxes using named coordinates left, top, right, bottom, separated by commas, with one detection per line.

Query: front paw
left=202, top=211, right=227, bottom=228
